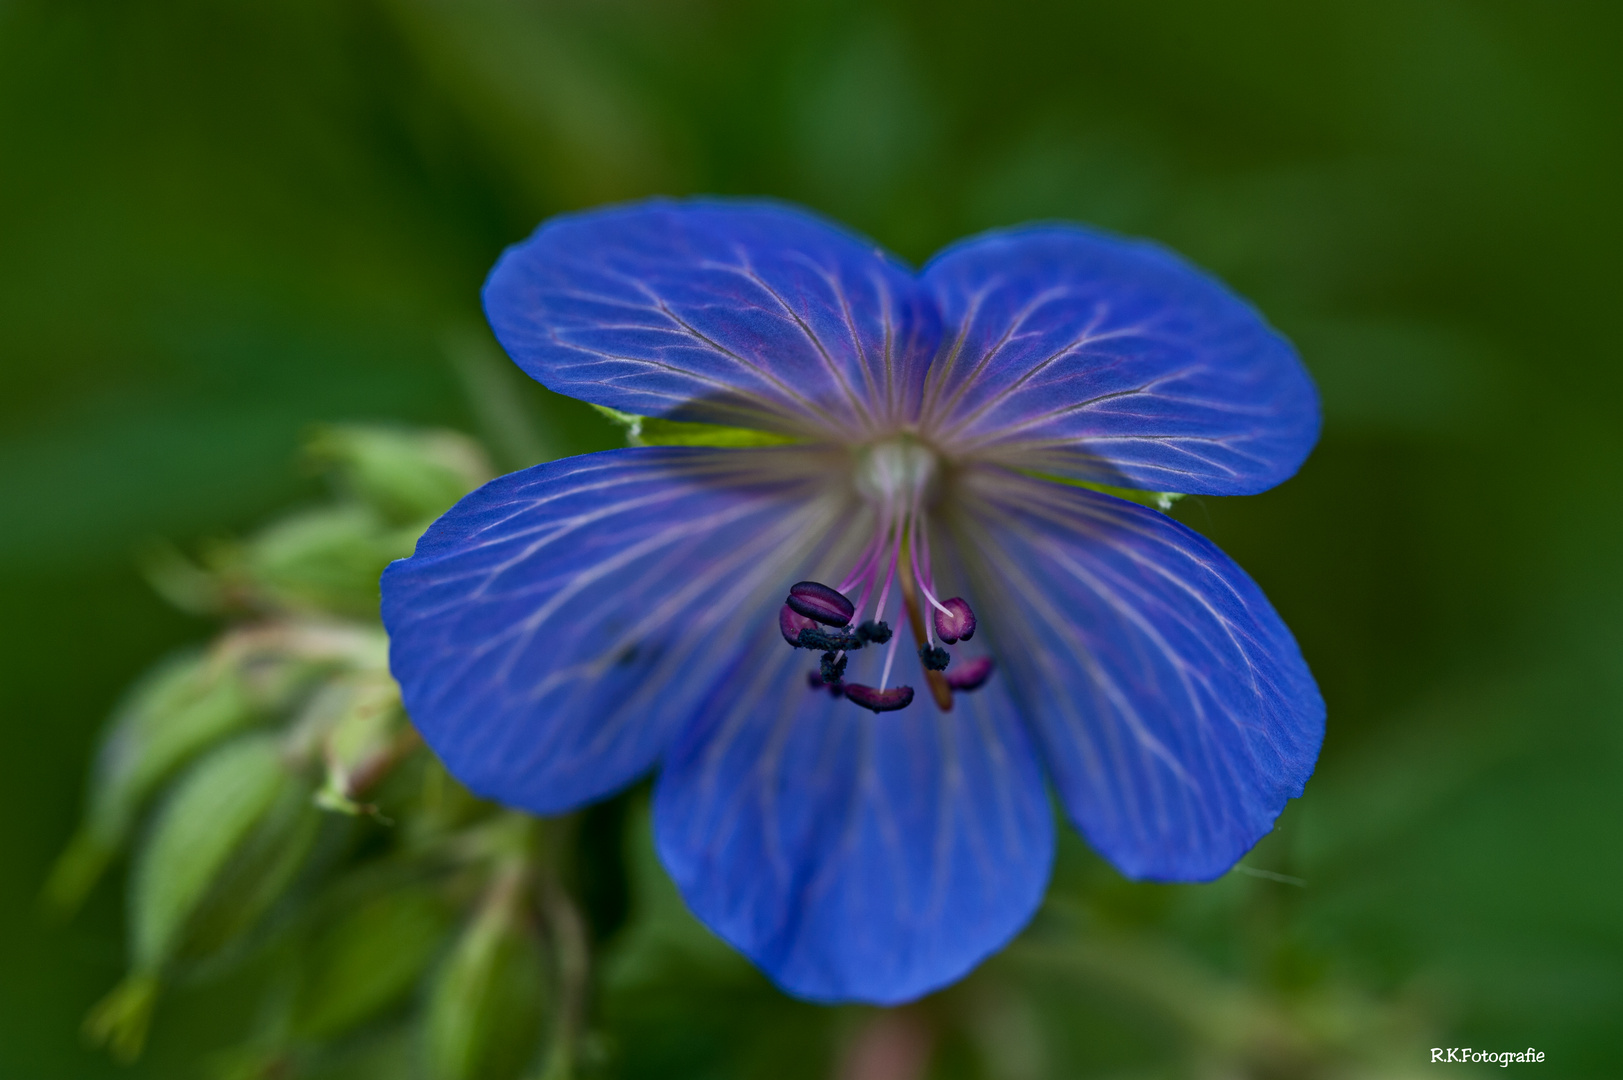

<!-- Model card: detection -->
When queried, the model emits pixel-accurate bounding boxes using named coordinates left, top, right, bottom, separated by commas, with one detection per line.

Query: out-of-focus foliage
left=2, top=0, right=1620, bottom=1077
left=51, top=428, right=597, bottom=1079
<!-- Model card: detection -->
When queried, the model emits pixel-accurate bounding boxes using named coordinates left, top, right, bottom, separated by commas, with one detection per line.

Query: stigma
left=775, top=437, right=993, bottom=714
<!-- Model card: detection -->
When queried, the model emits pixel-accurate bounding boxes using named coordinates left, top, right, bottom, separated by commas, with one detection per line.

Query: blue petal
left=654, top=634, right=1054, bottom=1004
left=920, top=226, right=1320, bottom=495
left=951, top=468, right=1323, bottom=880
left=484, top=198, right=940, bottom=441
left=381, top=446, right=855, bottom=814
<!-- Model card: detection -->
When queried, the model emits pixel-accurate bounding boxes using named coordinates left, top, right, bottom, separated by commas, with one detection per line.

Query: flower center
left=853, top=435, right=940, bottom=508
left=775, top=436, right=994, bottom=714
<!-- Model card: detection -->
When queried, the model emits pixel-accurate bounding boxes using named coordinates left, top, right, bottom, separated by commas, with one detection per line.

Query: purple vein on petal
left=633, top=278, right=859, bottom=437
left=729, top=258, right=877, bottom=432
left=929, top=301, right=1148, bottom=441
left=922, top=278, right=1054, bottom=424
left=949, top=474, right=1278, bottom=848
left=819, top=259, right=887, bottom=426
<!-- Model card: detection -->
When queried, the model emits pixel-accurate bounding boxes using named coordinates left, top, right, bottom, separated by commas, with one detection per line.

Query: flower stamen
left=843, top=684, right=915, bottom=713
left=787, top=581, right=856, bottom=626
left=898, top=563, right=955, bottom=712
left=944, top=656, right=994, bottom=692
left=780, top=604, right=821, bottom=646
left=933, top=598, right=976, bottom=644
left=775, top=437, right=990, bottom=713
left=877, top=627, right=901, bottom=690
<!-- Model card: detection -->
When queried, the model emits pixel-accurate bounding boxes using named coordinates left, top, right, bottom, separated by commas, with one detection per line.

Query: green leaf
left=633, top=418, right=800, bottom=448
left=129, top=733, right=292, bottom=972
left=591, top=404, right=800, bottom=449
left=177, top=777, right=321, bottom=962
left=1023, top=470, right=1186, bottom=511
left=588, top=403, right=645, bottom=440
left=597, top=798, right=834, bottom=1080
left=305, top=424, right=494, bottom=525
left=602, top=795, right=751, bottom=993
left=237, top=505, right=420, bottom=615
left=82, top=972, right=160, bottom=1064
left=292, top=886, right=452, bottom=1041
left=43, top=651, right=259, bottom=915
left=424, top=868, right=551, bottom=1080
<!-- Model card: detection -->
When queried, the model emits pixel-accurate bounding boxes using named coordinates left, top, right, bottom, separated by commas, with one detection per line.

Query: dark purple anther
left=933, top=597, right=977, bottom=643
left=786, top=581, right=855, bottom=626
left=780, top=604, right=821, bottom=646
left=918, top=644, right=950, bottom=671
left=944, top=656, right=994, bottom=692
left=842, top=683, right=915, bottom=713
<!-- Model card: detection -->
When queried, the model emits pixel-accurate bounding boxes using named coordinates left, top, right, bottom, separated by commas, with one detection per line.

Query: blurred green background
left=2, top=0, right=1619, bottom=1076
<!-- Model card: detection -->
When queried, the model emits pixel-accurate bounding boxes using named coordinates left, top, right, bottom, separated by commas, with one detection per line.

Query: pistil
left=897, top=539, right=954, bottom=711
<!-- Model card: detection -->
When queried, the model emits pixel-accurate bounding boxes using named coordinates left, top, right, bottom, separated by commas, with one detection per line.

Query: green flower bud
left=291, top=885, right=451, bottom=1041
left=86, top=734, right=317, bottom=1062
left=423, top=864, right=551, bottom=1080
left=81, top=972, right=160, bottom=1064
left=128, top=733, right=307, bottom=972
left=176, top=771, right=320, bottom=963
left=47, top=621, right=380, bottom=918
left=306, top=673, right=415, bottom=817
left=305, top=424, right=492, bottom=525
left=234, top=618, right=391, bottom=672
left=236, top=505, right=418, bottom=615
left=43, top=651, right=256, bottom=915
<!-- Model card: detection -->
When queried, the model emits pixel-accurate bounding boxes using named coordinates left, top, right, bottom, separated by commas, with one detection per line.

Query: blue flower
left=381, top=198, right=1324, bottom=1004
